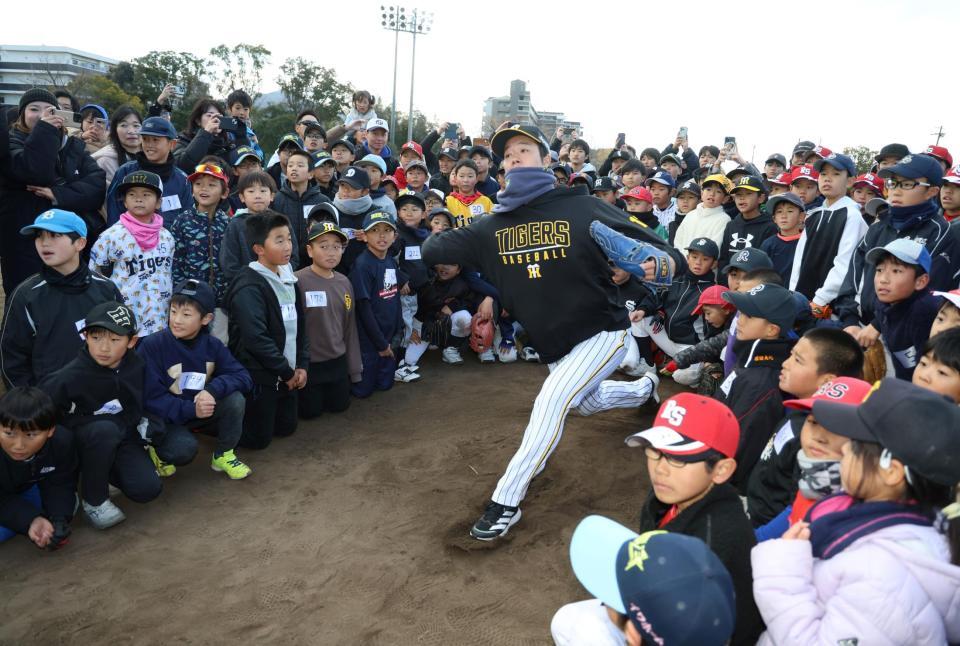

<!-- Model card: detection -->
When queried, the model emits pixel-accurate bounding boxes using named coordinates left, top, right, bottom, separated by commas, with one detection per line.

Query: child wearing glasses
left=89, top=171, right=174, bottom=336
left=788, top=153, right=868, bottom=321
left=621, top=394, right=764, bottom=646
left=835, top=154, right=960, bottom=339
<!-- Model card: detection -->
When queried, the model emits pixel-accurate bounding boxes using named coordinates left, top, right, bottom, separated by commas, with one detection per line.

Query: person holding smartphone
left=172, top=98, right=248, bottom=174
left=0, top=89, right=106, bottom=294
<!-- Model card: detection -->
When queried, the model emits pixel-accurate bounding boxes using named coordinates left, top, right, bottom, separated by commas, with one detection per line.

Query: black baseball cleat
left=470, top=501, right=522, bottom=541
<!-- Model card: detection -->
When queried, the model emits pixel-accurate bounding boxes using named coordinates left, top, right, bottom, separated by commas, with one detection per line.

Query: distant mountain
left=255, top=90, right=284, bottom=108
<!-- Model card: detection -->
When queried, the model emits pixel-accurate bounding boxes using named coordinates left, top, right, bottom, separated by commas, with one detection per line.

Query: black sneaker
left=470, top=501, right=522, bottom=540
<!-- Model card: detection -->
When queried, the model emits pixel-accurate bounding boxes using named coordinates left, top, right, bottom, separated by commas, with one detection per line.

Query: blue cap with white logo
left=140, top=116, right=178, bottom=139
left=20, top=209, right=87, bottom=237
left=645, top=169, right=676, bottom=188
left=814, top=152, right=857, bottom=176
left=865, top=238, right=932, bottom=274
left=878, top=153, right=944, bottom=187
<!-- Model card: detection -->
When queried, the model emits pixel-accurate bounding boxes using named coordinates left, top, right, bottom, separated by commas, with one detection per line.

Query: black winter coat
left=638, top=483, right=765, bottom=646
left=745, top=410, right=804, bottom=526
left=173, top=128, right=247, bottom=175
left=0, top=122, right=106, bottom=292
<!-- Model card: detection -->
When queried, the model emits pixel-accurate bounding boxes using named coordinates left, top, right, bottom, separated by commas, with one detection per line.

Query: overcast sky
left=14, top=0, right=960, bottom=163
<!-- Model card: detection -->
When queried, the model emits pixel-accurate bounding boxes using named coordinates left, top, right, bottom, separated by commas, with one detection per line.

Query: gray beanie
left=19, top=88, right=58, bottom=113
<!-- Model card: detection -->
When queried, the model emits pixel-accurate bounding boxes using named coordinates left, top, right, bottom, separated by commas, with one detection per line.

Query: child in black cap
left=40, top=301, right=161, bottom=529
left=752, top=378, right=960, bottom=646
left=137, top=279, right=254, bottom=479
left=0, top=387, right=77, bottom=550
left=717, top=283, right=798, bottom=491
left=668, top=179, right=701, bottom=245
left=719, top=175, right=777, bottom=272
left=760, top=192, right=806, bottom=283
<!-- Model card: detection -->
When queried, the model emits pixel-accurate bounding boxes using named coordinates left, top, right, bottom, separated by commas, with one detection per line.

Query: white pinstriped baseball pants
left=491, top=329, right=655, bottom=508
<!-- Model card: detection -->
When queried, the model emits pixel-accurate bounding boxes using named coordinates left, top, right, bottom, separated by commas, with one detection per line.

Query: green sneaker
left=211, top=450, right=252, bottom=480
left=147, top=445, right=176, bottom=477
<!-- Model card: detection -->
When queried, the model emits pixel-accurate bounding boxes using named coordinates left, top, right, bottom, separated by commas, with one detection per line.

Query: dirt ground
left=0, top=353, right=678, bottom=645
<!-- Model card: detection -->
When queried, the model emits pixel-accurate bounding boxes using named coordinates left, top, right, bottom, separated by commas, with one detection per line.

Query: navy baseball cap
left=593, top=176, right=617, bottom=192
left=140, top=116, right=177, bottom=139
left=730, top=174, right=768, bottom=194
left=813, top=378, right=960, bottom=486
left=277, top=133, right=304, bottom=151
left=723, top=283, right=797, bottom=333
left=677, top=179, right=702, bottom=197
left=82, top=301, right=137, bottom=336
left=491, top=124, right=551, bottom=158
left=337, top=166, right=370, bottom=190
left=865, top=238, right=932, bottom=274
left=172, top=279, right=216, bottom=315
left=395, top=190, right=426, bottom=211
left=307, top=202, right=339, bottom=224
left=469, top=145, right=493, bottom=160
left=438, top=147, right=458, bottom=161
left=878, top=153, right=944, bottom=187
left=119, top=170, right=163, bottom=197
left=549, top=162, right=571, bottom=177
left=645, top=170, right=676, bottom=188
left=330, top=138, right=356, bottom=155
left=722, top=247, right=773, bottom=274
left=570, top=515, right=735, bottom=646
left=659, top=153, right=683, bottom=168
left=230, top=146, right=262, bottom=166
left=766, top=192, right=806, bottom=214
left=20, top=208, right=87, bottom=237
left=685, top=237, right=720, bottom=259
left=814, top=153, right=856, bottom=176
left=609, top=149, right=632, bottom=161
left=362, top=210, right=397, bottom=232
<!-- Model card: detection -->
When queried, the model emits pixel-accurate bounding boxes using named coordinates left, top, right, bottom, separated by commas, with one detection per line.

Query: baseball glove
left=469, top=313, right=495, bottom=354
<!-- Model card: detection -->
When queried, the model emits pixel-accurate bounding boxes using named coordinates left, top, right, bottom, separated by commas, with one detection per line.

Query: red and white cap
left=853, top=172, right=885, bottom=194
left=790, top=164, right=820, bottom=184
left=400, top=140, right=423, bottom=158
left=625, top=393, right=739, bottom=460
left=623, top=186, right=654, bottom=203
left=943, top=166, right=960, bottom=186
left=783, top=377, right=872, bottom=412
left=692, top=285, right=734, bottom=315
left=933, top=289, right=960, bottom=309
left=808, top=145, right=832, bottom=160
left=769, top=171, right=792, bottom=187
left=924, top=145, right=953, bottom=168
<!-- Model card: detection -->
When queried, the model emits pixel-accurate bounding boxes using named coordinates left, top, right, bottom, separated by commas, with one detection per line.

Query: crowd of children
left=2, top=85, right=960, bottom=644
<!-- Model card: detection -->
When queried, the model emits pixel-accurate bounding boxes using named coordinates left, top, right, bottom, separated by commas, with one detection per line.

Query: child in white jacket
left=673, top=174, right=732, bottom=252
left=750, top=378, right=960, bottom=646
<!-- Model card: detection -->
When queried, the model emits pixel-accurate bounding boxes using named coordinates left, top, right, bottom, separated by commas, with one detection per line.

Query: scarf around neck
left=120, top=211, right=164, bottom=251
left=805, top=493, right=932, bottom=559
left=796, top=449, right=843, bottom=501
left=450, top=191, right=483, bottom=206
left=493, top=167, right=557, bottom=213
left=135, top=151, right=174, bottom=181
left=888, top=198, right=938, bottom=232
left=333, top=195, right=373, bottom=216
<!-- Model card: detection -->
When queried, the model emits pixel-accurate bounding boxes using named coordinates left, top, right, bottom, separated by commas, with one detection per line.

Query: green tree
left=208, top=43, right=271, bottom=101
left=114, top=50, right=210, bottom=126
left=843, top=146, right=878, bottom=174
left=276, top=57, right=353, bottom=123
left=67, top=74, right=144, bottom=113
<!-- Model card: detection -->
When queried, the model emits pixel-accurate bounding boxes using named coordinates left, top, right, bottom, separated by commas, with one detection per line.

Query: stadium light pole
left=381, top=5, right=432, bottom=145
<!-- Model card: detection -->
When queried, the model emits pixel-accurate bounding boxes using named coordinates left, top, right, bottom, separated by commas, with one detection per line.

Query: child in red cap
left=622, top=186, right=667, bottom=240
left=662, top=284, right=735, bottom=395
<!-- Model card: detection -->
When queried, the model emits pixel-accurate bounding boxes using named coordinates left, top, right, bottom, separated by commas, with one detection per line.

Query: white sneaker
left=622, top=359, right=656, bottom=377
left=394, top=365, right=422, bottom=382
left=479, top=348, right=496, bottom=363
left=498, top=343, right=518, bottom=363
left=520, top=346, right=540, bottom=362
left=83, top=498, right=126, bottom=529
left=639, top=371, right=661, bottom=405
left=396, top=359, right=420, bottom=372
left=442, top=347, right=464, bottom=364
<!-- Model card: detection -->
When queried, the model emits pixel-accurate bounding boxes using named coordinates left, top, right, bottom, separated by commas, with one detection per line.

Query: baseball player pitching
left=422, top=125, right=685, bottom=540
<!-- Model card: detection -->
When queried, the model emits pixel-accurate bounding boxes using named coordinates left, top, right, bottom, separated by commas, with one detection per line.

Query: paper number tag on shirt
left=341, top=228, right=357, bottom=240
left=772, top=419, right=794, bottom=454
left=302, top=205, right=313, bottom=220
left=719, top=371, right=737, bottom=397
left=75, top=318, right=86, bottom=340
left=305, top=291, right=328, bottom=308
left=281, top=303, right=298, bottom=321
left=178, top=372, right=206, bottom=391
left=160, top=195, right=181, bottom=212
left=404, top=246, right=422, bottom=260
left=94, top=399, right=124, bottom=415
left=470, top=203, right=484, bottom=216
left=384, top=268, right=397, bottom=288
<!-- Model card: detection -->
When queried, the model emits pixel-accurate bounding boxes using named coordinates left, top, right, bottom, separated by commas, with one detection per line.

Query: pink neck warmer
left=119, top=212, right=164, bottom=251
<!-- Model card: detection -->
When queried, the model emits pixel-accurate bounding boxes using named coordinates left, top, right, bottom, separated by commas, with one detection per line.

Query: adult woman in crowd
left=91, top=106, right=142, bottom=187
left=0, top=89, right=105, bottom=295
left=173, top=98, right=245, bottom=174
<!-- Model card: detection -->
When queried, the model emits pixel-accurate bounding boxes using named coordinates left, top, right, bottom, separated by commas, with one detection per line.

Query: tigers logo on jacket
left=495, top=220, right=570, bottom=274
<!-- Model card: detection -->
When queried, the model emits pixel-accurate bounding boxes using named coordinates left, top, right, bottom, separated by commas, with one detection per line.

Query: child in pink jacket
left=750, top=378, right=960, bottom=645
